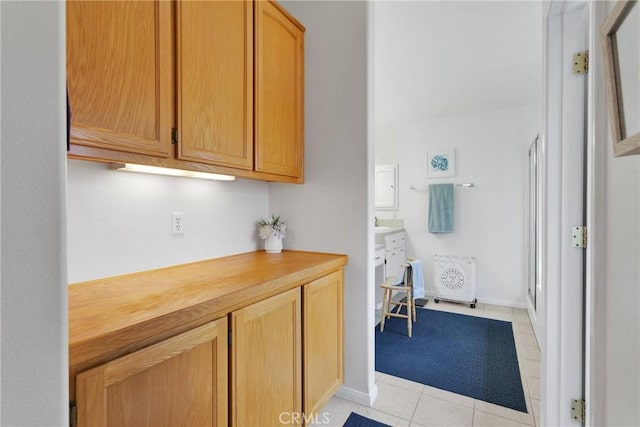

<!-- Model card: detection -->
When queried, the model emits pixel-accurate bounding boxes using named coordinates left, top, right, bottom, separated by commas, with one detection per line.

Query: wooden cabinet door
left=66, top=1, right=173, bottom=157
left=176, top=0, right=253, bottom=169
left=303, top=271, right=344, bottom=417
left=255, top=1, right=305, bottom=179
left=231, top=288, right=302, bottom=427
left=75, top=319, right=228, bottom=427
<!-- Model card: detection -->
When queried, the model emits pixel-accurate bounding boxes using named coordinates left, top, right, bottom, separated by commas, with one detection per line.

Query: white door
left=542, top=1, right=588, bottom=425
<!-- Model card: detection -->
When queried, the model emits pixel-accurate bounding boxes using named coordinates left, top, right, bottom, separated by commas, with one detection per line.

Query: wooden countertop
left=69, top=250, right=347, bottom=370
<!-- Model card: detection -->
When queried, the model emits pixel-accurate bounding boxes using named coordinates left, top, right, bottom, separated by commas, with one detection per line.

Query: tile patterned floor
left=315, top=301, right=541, bottom=427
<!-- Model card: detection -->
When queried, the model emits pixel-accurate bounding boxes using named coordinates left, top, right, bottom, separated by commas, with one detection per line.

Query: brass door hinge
left=70, top=401, right=77, bottom=427
left=572, top=226, right=587, bottom=249
left=571, top=399, right=585, bottom=423
left=573, top=51, right=589, bottom=74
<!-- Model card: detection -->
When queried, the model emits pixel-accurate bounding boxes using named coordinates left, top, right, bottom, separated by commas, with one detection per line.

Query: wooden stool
left=379, top=259, right=417, bottom=337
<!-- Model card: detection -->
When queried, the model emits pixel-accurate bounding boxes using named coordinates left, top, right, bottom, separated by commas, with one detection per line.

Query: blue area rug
left=376, top=308, right=527, bottom=413
left=343, top=412, right=390, bottom=427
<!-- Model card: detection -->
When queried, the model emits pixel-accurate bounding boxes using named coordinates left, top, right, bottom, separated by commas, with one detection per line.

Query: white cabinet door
left=383, top=232, right=406, bottom=283
left=375, top=165, right=398, bottom=210
left=386, top=248, right=404, bottom=282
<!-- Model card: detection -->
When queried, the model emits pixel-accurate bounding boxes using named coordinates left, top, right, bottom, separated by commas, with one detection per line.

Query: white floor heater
left=434, top=254, right=477, bottom=308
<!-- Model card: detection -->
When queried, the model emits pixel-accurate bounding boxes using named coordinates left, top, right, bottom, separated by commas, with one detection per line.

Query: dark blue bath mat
left=343, top=412, right=391, bottom=427
left=375, top=308, right=527, bottom=413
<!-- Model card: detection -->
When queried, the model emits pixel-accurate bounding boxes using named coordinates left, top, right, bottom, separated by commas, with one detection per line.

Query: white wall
left=376, top=105, right=539, bottom=307
left=67, top=160, right=269, bottom=283
left=271, top=1, right=373, bottom=404
left=601, top=2, right=640, bottom=422
left=585, top=2, right=640, bottom=424
left=0, top=2, right=68, bottom=424
left=603, top=141, right=640, bottom=427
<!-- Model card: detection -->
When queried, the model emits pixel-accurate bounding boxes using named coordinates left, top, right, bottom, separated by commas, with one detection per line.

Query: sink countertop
left=374, top=218, right=404, bottom=236
left=374, top=226, right=405, bottom=236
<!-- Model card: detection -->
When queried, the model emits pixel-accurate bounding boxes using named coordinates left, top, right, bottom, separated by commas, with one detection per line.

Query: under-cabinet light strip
left=109, top=163, right=236, bottom=181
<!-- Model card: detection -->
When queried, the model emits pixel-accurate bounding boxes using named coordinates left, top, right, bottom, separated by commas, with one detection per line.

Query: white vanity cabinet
left=380, top=231, right=405, bottom=282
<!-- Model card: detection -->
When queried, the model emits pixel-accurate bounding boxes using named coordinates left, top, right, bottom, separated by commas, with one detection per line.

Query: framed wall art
left=601, top=0, right=640, bottom=156
left=427, top=150, right=456, bottom=178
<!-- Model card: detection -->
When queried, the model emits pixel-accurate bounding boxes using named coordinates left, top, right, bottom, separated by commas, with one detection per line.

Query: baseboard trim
left=425, top=293, right=527, bottom=309
left=478, top=297, right=527, bottom=309
left=335, top=384, right=379, bottom=406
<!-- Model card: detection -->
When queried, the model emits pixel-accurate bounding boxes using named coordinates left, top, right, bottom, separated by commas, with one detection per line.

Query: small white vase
left=264, top=236, right=283, bottom=253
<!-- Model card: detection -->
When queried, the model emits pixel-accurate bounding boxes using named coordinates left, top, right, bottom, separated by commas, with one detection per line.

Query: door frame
left=542, top=1, right=588, bottom=425
left=527, top=134, right=544, bottom=343
left=584, top=2, right=607, bottom=425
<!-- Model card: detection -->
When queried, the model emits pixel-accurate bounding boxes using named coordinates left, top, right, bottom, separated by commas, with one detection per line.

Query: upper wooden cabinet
left=176, top=1, right=253, bottom=170
left=255, top=0, right=305, bottom=179
left=67, top=0, right=305, bottom=183
left=66, top=1, right=173, bottom=157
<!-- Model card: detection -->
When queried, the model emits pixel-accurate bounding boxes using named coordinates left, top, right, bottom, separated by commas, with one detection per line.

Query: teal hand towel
left=409, top=260, right=425, bottom=299
left=428, top=183, right=454, bottom=233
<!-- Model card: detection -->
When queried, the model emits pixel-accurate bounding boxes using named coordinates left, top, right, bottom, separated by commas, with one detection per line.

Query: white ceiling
left=374, top=1, right=543, bottom=125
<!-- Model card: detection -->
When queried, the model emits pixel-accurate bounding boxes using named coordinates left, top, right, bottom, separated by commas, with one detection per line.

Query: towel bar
left=409, top=183, right=473, bottom=191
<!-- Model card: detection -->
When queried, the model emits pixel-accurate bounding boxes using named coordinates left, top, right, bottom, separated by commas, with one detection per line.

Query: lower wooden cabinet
left=303, top=271, right=344, bottom=417
left=229, top=273, right=344, bottom=426
left=70, top=258, right=345, bottom=427
left=75, top=318, right=228, bottom=427
left=231, top=288, right=302, bottom=426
